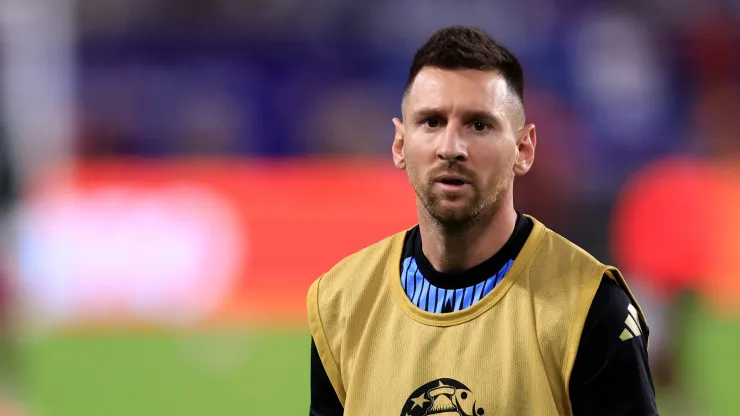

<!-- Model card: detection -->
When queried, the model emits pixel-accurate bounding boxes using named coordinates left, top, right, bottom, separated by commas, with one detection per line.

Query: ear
left=392, top=117, right=406, bottom=170
left=514, top=123, right=536, bottom=176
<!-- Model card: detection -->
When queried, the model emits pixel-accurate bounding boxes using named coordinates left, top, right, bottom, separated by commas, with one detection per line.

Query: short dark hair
left=404, top=26, right=524, bottom=105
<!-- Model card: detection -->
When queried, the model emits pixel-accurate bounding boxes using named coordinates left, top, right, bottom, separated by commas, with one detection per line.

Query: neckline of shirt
left=410, top=212, right=533, bottom=290
left=388, top=214, right=546, bottom=327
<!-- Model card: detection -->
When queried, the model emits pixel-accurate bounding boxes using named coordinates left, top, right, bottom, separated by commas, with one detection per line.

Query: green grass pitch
left=19, top=297, right=740, bottom=416
left=24, top=328, right=309, bottom=416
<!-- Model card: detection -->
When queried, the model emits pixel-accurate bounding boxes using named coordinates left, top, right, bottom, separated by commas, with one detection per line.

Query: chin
left=427, top=194, right=503, bottom=227
left=429, top=205, right=479, bottom=226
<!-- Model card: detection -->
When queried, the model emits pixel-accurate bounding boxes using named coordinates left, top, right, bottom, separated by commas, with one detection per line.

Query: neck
left=418, top=200, right=518, bottom=273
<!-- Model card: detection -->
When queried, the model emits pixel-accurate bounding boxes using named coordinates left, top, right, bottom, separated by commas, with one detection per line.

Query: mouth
left=438, top=178, right=466, bottom=186
left=433, top=175, right=471, bottom=192
left=434, top=174, right=470, bottom=186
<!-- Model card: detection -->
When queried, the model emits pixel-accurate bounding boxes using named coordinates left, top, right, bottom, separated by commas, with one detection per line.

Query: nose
left=436, top=126, right=468, bottom=162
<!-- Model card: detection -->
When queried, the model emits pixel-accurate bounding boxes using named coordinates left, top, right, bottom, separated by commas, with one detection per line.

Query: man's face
left=393, top=67, right=530, bottom=227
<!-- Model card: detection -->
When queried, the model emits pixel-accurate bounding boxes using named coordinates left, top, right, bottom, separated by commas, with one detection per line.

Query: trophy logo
left=401, top=379, right=485, bottom=416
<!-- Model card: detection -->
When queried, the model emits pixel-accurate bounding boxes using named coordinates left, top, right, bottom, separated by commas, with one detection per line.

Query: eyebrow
left=411, top=107, right=444, bottom=122
left=412, top=107, right=503, bottom=128
left=461, top=111, right=501, bottom=128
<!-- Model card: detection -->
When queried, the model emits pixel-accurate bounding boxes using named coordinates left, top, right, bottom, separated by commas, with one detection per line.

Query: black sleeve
left=569, top=275, right=659, bottom=415
left=310, top=337, right=344, bottom=416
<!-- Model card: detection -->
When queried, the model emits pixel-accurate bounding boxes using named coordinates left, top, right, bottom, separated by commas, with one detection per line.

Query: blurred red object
left=612, top=156, right=740, bottom=314
left=21, top=159, right=418, bottom=327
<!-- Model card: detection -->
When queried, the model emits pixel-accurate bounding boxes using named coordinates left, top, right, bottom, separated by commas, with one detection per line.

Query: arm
left=309, top=337, right=344, bottom=416
left=569, top=275, right=659, bottom=415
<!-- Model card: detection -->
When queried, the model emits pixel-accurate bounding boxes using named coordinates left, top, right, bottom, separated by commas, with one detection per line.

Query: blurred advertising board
left=15, top=159, right=417, bottom=328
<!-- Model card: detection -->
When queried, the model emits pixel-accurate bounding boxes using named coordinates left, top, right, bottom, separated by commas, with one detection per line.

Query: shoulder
left=584, top=275, right=648, bottom=344
left=310, top=230, right=407, bottom=288
left=306, top=229, right=409, bottom=390
left=307, top=229, right=408, bottom=309
left=528, top=216, right=602, bottom=264
left=541, top=226, right=603, bottom=267
left=569, top=275, right=658, bottom=414
left=530, top=217, right=608, bottom=280
left=534, top=221, right=646, bottom=332
left=573, top=274, right=649, bottom=378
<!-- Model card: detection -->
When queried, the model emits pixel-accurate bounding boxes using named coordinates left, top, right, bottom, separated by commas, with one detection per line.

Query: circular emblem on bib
left=400, top=378, right=485, bottom=416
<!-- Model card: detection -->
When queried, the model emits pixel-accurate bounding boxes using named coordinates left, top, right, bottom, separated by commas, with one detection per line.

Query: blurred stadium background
left=0, top=0, right=738, bottom=414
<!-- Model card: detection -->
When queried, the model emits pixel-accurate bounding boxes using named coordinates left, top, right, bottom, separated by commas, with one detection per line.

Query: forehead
left=405, top=67, right=511, bottom=114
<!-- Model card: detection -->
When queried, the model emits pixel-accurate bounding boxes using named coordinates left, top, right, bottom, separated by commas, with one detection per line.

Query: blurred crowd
left=71, top=0, right=740, bottom=239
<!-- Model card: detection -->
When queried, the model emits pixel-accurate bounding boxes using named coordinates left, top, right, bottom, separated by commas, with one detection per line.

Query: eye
left=424, top=118, right=440, bottom=128
left=472, top=121, right=488, bottom=132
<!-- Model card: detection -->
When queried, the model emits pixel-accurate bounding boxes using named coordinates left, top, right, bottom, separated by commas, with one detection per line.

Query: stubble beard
left=410, top=167, right=513, bottom=233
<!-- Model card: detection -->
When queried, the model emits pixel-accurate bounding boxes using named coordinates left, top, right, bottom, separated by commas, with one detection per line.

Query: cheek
left=403, top=136, right=436, bottom=167
left=474, top=144, right=516, bottom=182
left=401, top=145, right=422, bottom=178
left=406, top=130, right=440, bottom=154
left=493, top=141, right=518, bottom=166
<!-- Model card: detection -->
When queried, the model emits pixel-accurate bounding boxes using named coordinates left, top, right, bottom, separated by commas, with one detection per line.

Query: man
left=307, top=26, right=657, bottom=415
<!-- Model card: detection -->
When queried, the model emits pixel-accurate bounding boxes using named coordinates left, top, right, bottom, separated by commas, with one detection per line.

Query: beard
left=409, top=162, right=512, bottom=230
